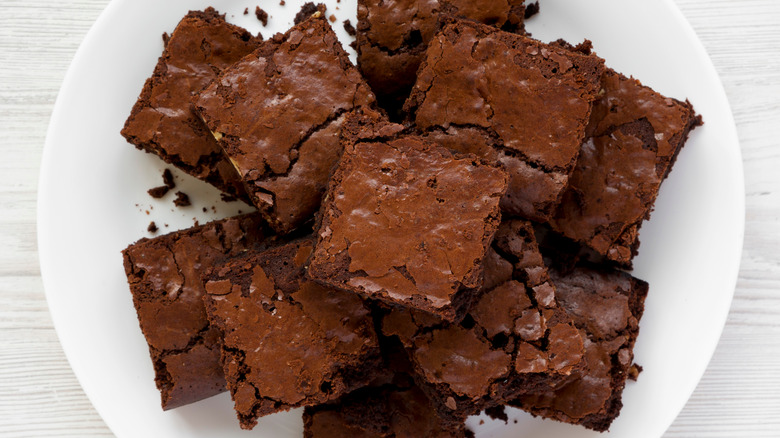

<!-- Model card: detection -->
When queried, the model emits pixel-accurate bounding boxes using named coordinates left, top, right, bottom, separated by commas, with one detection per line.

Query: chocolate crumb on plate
left=162, top=168, right=175, bottom=189
left=147, top=185, right=169, bottom=199
left=147, top=221, right=158, bottom=233
left=173, top=191, right=190, bottom=207
left=525, top=1, right=540, bottom=18
left=294, top=2, right=325, bottom=25
left=255, top=6, right=268, bottom=26
left=243, top=7, right=249, bottom=15
left=343, top=19, right=356, bottom=36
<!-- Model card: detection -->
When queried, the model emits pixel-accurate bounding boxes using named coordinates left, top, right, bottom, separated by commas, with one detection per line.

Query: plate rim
left=37, top=0, right=745, bottom=436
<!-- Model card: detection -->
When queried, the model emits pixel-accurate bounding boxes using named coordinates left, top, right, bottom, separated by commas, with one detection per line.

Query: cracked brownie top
left=510, top=265, right=649, bottom=432
left=121, top=213, right=270, bottom=410
left=356, top=0, right=528, bottom=116
left=194, top=14, right=376, bottom=234
left=203, top=239, right=381, bottom=430
left=121, top=8, right=260, bottom=202
left=551, top=66, right=701, bottom=266
left=404, top=19, right=604, bottom=222
left=379, top=220, right=585, bottom=422
left=308, top=109, right=509, bottom=322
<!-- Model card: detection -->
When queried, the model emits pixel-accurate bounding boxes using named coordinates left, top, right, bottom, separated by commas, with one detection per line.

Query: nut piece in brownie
left=203, top=239, right=381, bottom=430
left=308, top=110, right=509, bottom=322
left=405, top=19, right=605, bottom=222
left=510, top=265, right=649, bottom=432
left=121, top=8, right=260, bottom=203
left=194, top=15, right=376, bottom=234
left=551, top=64, right=702, bottom=265
left=121, top=213, right=269, bottom=410
left=356, top=0, right=528, bottom=116
left=379, top=220, right=585, bottom=424
left=303, top=376, right=469, bottom=438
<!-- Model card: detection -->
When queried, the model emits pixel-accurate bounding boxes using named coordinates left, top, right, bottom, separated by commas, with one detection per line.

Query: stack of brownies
left=121, top=2, right=701, bottom=435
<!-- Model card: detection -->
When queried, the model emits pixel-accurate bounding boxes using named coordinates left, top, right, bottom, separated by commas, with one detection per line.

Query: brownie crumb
left=193, top=219, right=199, bottom=227
left=328, top=14, right=337, bottom=23
left=343, top=19, right=356, bottom=36
left=162, top=168, right=175, bottom=189
left=525, top=1, right=540, bottom=19
left=164, top=223, right=169, bottom=228
left=173, top=191, right=191, bottom=207
left=243, top=7, right=249, bottom=15
left=294, top=2, right=325, bottom=25
left=147, top=221, right=158, bottom=233
left=629, top=364, right=644, bottom=381
left=220, top=192, right=238, bottom=202
left=280, top=0, right=285, bottom=5
left=147, top=186, right=169, bottom=199
left=255, top=6, right=268, bottom=26
left=202, top=207, right=208, bottom=213
left=349, top=40, right=357, bottom=51
left=485, top=405, right=508, bottom=423
left=161, top=32, right=170, bottom=46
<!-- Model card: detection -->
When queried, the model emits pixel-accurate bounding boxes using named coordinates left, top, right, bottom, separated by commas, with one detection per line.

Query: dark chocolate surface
left=308, top=110, right=508, bottom=322
left=121, top=213, right=269, bottom=410
left=303, top=382, right=467, bottom=438
left=121, top=8, right=260, bottom=202
left=356, top=0, right=528, bottom=116
left=405, top=19, right=604, bottom=222
left=552, top=68, right=701, bottom=265
left=380, top=220, right=585, bottom=423
left=194, top=15, right=375, bottom=234
left=511, top=266, right=649, bottom=432
left=203, top=239, right=381, bottom=429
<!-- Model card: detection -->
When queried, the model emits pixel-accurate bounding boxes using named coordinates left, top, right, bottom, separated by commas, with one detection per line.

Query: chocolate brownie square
left=303, top=379, right=469, bottom=438
left=121, top=8, right=260, bottom=203
left=121, top=213, right=269, bottom=410
left=379, top=220, right=585, bottom=424
left=510, top=265, right=649, bottom=432
left=307, top=110, right=509, bottom=322
left=194, top=14, right=376, bottom=234
left=405, top=19, right=605, bottom=222
left=551, top=66, right=702, bottom=265
left=203, top=239, right=381, bottom=430
left=356, top=0, right=528, bottom=117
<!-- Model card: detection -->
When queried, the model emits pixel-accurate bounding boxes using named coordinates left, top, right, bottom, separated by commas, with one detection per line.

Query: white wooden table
left=1, top=0, right=779, bottom=436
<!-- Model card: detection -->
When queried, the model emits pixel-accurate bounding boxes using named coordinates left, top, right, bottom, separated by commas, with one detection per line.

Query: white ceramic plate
left=38, top=0, right=744, bottom=437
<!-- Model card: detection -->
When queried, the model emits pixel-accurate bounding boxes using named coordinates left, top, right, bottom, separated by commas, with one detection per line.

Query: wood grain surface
left=1, top=0, right=778, bottom=436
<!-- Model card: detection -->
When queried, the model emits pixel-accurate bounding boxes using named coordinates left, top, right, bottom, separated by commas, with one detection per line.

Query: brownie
left=307, top=110, right=509, bottom=322
left=121, top=8, right=260, bottom=203
left=405, top=19, right=605, bottom=222
left=194, top=14, right=376, bottom=234
left=203, top=239, right=381, bottom=430
left=551, top=66, right=702, bottom=265
left=356, top=0, right=528, bottom=117
left=379, top=220, right=585, bottom=425
left=121, top=213, right=269, bottom=410
left=303, top=380, right=469, bottom=438
left=510, top=266, right=649, bottom=431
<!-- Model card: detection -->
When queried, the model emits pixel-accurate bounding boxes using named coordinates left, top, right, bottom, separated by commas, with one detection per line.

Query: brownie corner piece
left=120, top=8, right=260, bottom=202
left=121, top=213, right=269, bottom=410
left=308, top=112, right=509, bottom=322
left=510, top=265, right=649, bottom=431
left=194, top=14, right=376, bottom=235
left=203, top=238, right=381, bottom=429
